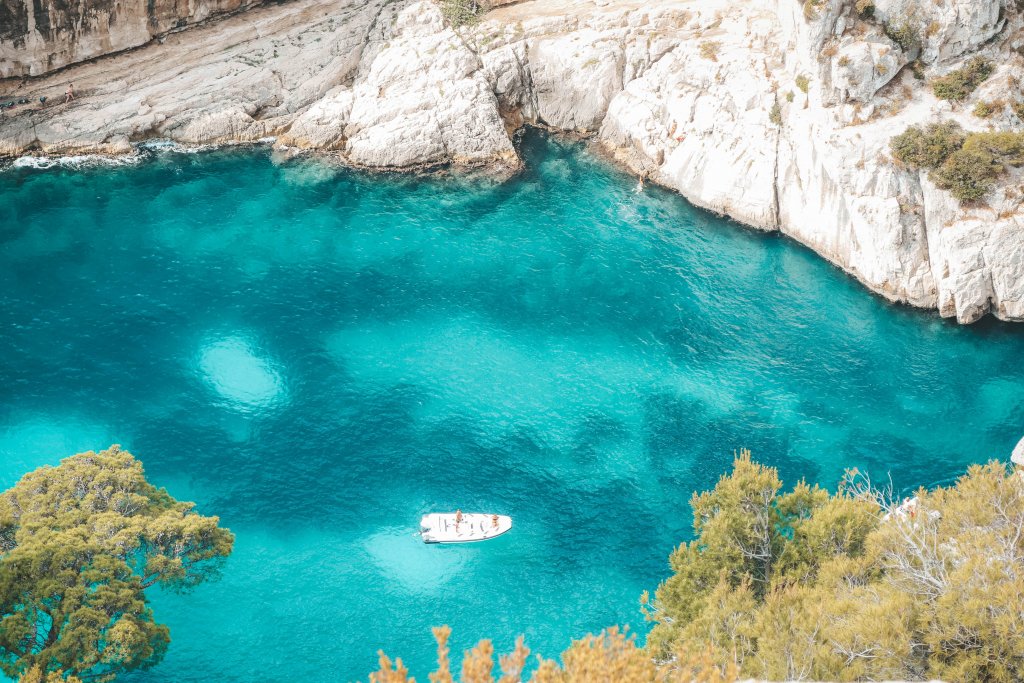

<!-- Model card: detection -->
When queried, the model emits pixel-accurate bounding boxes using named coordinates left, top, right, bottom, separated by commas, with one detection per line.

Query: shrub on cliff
left=802, top=0, right=826, bottom=20
left=884, top=19, right=920, bottom=52
left=890, top=123, right=1024, bottom=202
left=439, top=0, right=482, bottom=27
left=855, top=0, right=874, bottom=18
left=890, top=121, right=965, bottom=169
left=973, top=99, right=1000, bottom=118
left=932, top=57, right=994, bottom=101
left=931, top=148, right=1000, bottom=201
left=962, top=130, right=1024, bottom=165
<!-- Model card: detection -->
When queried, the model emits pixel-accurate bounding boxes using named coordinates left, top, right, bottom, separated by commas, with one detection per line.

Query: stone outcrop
left=872, top=0, right=1004, bottom=64
left=283, top=1, right=517, bottom=170
left=0, top=0, right=1023, bottom=323
left=0, top=0, right=266, bottom=77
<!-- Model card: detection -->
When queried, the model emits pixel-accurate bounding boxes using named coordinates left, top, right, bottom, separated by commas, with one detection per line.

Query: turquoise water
left=1, top=132, right=1023, bottom=681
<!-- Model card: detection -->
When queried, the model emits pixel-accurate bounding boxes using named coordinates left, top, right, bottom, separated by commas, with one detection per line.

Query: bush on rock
left=890, top=121, right=965, bottom=169
left=439, top=0, right=482, bottom=27
left=932, top=57, right=993, bottom=101
left=931, top=148, right=999, bottom=201
left=891, top=122, right=1024, bottom=203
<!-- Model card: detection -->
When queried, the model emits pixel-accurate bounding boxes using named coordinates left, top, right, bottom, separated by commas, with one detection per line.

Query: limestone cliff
left=0, top=0, right=264, bottom=77
left=0, top=0, right=1023, bottom=323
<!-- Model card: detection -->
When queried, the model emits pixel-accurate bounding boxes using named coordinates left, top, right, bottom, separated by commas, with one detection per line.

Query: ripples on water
left=1, top=132, right=1023, bottom=682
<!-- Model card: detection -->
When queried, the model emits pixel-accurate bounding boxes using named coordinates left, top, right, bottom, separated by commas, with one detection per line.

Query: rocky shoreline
left=1, top=0, right=1023, bottom=324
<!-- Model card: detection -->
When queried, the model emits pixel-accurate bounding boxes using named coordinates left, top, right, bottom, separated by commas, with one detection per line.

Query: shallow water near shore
left=1, top=131, right=1023, bottom=681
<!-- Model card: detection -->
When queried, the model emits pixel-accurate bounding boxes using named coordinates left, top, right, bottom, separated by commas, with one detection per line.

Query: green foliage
left=884, top=19, right=920, bottom=52
left=795, top=74, right=809, bottom=93
left=931, top=148, right=999, bottom=201
left=645, top=454, right=1024, bottom=682
left=438, top=0, right=481, bottom=27
left=973, top=100, right=996, bottom=118
left=647, top=452, right=880, bottom=662
left=0, top=447, right=234, bottom=682
left=962, top=130, right=1024, bottom=164
left=890, top=121, right=1024, bottom=202
left=768, top=102, right=782, bottom=126
left=889, top=121, right=965, bottom=169
left=931, top=57, right=994, bottom=101
left=18, top=667, right=82, bottom=683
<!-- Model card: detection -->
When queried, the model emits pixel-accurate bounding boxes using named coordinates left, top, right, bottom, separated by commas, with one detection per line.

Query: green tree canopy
left=0, top=446, right=233, bottom=682
left=645, top=452, right=1024, bottom=682
left=371, top=453, right=1024, bottom=682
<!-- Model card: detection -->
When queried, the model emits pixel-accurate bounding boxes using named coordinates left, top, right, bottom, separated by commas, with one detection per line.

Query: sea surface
left=1, top=132, right=1023, bottom=682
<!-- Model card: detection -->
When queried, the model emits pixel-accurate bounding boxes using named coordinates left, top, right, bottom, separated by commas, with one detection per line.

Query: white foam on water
left=138, top=138, right=275, bottom=155
left=4, top=136, right=278, bottom=173
left=11, top=153, right=143, bottom=170
left=197, top=335, right=287, bottom=412
left=137, top=139, right=217, bottom=154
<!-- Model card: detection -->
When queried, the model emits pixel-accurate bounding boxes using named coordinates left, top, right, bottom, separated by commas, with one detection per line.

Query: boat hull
left=420, top=513, right=512, bottom=543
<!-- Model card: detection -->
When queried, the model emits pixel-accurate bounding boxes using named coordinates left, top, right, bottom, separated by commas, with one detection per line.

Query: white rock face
left=339, top=1, right=517, bottom=168
left=280, top=89, right=354, bottom=151
left=922, top=177, right=1024, bottom=323
left=1012, top=436, right=1024, bottom=466
left=600, top=5, right=782, bottom=230
left=530, top=30, right=623, bottom=132
left=776, top=111, right=937, bottom=308
left=872, top=0, right=1005, bottom=64
left=828, top=37, right=907, bottom=104
left=0, top=0, right=263, bottom=77
left=1, top=0, right=1023, bottom=323
left=776, top=0, right=846, bottom=75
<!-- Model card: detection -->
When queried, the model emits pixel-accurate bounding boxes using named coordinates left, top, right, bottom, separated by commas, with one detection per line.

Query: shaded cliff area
left=0, top=0, right=266, bottom=76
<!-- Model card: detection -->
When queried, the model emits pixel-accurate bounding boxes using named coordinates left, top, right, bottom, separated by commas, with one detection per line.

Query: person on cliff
left=64, top=83, right=75, bottom=104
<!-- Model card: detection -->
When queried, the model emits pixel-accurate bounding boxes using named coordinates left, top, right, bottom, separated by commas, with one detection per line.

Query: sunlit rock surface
left=1, top=0, right=1023, bottom=322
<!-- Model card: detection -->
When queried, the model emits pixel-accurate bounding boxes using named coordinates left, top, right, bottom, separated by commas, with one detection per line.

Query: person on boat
left=491, top=514, right=499, bottom=529
left=455, top=509, right=463, bottom=529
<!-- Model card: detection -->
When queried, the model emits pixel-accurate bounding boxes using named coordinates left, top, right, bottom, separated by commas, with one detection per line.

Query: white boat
left=420, top=512, right=512, bottom=544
